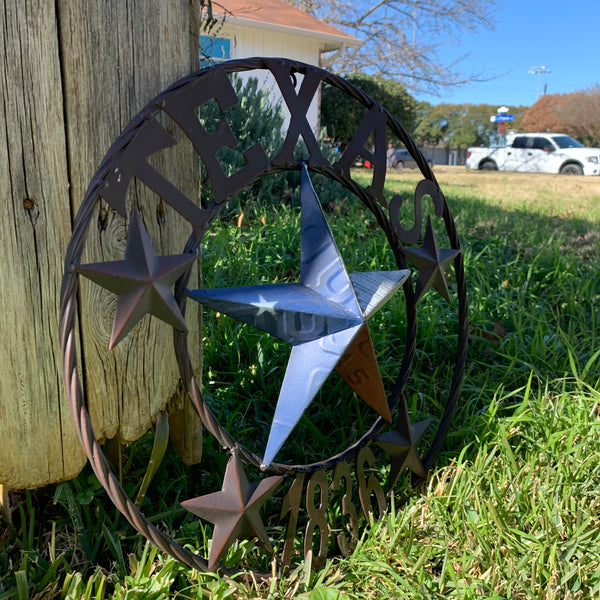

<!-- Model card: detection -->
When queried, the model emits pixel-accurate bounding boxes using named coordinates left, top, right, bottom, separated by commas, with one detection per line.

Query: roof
left=214, top=0, right=359, bottom=49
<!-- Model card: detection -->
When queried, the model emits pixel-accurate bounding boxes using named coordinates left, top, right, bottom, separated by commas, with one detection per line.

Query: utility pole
left=528, top=65, right=551, bottom=97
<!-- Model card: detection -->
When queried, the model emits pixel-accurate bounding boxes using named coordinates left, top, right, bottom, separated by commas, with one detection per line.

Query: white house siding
left=217, top=23, right=323, bottom=132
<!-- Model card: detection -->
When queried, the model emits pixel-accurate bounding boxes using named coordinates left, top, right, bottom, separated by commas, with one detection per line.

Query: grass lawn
left=1, top=167, right=599, bottom=599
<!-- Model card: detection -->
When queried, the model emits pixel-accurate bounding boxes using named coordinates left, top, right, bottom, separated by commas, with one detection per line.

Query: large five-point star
left=75, top=208, right=196, bottom=349
left=400, top=216, right=460, bottom=303
left=187, top=164, right=410, bottom=467
left=181, top=451, right=283, bottom=570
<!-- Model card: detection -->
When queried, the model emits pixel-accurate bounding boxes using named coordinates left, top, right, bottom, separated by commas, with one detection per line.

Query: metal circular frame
left=60, top=57, right=467, bottom=574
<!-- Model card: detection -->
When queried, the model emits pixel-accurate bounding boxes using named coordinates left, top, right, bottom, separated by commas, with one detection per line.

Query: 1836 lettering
left=279, top=448, right=386, bottom=570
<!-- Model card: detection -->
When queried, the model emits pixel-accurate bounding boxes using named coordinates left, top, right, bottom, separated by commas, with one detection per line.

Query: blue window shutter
left=200, top=36, right=231, bottom=64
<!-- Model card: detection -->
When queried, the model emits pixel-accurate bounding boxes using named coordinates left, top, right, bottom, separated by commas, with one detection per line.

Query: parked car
left=392, top=149, right=434, bottom=170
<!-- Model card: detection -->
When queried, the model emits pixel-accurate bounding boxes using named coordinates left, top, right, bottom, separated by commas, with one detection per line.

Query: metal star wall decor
left=60, top=58, right=468, bottom=579
left=377, top=409, right=431, bottom=490
left=187, top=164, right=408, bottom=467
left=400, top=216, right=461, bottom=303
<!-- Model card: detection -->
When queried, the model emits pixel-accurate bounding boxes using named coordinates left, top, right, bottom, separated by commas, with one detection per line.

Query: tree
left=414, top=103, right=489, bottom=150
left=413, top=102, right=454, bottom=146
left=554, top=85, right=600, bottom=145
left=288, top=0, right=498, bottom=94
left=520, top=93, right=566, bottom=133
left=321, top=73, right=416, bottom=146
left=521, top=83, right=600, bottom=145
left=414, top=102, right=527, bottom=149
left=521, top=87, right=600, bottom=145
left=1, top=0, right=204, bottom=488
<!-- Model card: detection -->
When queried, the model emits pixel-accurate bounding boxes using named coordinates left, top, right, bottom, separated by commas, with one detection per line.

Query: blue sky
left=415, top=0, right=600, bottom=108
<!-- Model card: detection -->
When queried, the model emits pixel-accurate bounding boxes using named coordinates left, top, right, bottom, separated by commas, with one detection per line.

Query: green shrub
left=200, top=76, right=295, bottom=216
left=199, top=75, right=348, bottom=218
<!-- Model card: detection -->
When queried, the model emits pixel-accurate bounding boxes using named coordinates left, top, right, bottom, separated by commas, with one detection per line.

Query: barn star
left=400, top=216, right=460, bottom=302
left=376, top=399, right=431, bottom=491
left=188, top=164, right=409, bottom=466
left=180, top=451, right=283, bottom=570
left=75, top=208, right=196, bottom=349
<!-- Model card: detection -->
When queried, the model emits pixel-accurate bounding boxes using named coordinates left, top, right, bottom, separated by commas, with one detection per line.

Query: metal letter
left=266, top=59, right=328, bottom=167
left=335, top=105, right=388, bottom=206
left=162, top=67, right=270, bottom=204
left=99, top=119, right=209, bottom=240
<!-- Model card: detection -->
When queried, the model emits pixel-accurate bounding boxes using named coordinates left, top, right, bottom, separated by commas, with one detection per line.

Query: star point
left=75, top=208, right=196, bottom=349
left=334, top=324, right=392, bottom=422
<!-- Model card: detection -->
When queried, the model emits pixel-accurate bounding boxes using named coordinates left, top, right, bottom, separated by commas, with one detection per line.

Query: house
left=202, top=0, right=359, bottom=130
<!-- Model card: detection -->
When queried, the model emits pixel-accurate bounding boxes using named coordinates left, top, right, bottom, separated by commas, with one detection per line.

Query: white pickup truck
left=465, top=133, right=600, bottom=175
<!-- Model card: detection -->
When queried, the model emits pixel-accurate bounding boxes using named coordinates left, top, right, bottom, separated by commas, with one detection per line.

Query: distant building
left=202, top=0, right=359, bottom=131
left=419, top=145, right=467, bottom=166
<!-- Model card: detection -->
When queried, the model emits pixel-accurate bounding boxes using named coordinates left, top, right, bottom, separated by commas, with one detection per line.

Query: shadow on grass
left=431, top=190, right=599, bottom=467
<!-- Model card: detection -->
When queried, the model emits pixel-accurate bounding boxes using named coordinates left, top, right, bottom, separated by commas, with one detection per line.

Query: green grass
left=1, top=168, right=599, bottom=599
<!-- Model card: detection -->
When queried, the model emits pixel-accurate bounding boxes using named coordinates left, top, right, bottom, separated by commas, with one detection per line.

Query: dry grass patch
left=386, top=165, right=600, bottom=221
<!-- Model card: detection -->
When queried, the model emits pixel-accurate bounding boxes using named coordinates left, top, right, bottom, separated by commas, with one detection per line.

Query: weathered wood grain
left=58, top=0, right=203, bottom=446
left=0, top=0, right=203, bottom=488
left=0, top=0, right=84, bottom=488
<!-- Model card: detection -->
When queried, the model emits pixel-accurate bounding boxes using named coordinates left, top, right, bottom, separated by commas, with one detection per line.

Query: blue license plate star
left=187, top=164, right=409, bottom=466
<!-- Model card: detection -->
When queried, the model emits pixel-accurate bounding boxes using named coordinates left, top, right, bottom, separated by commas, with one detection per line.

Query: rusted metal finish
left=334, top=324, right=392, bottom=422
left=355, top=446, right=387, bottom=520
left=377, top=409, right=432, bottom=491
left=279, top=471, right=306, bottom=568
left=400, top=215, right=461, bottom=303
left=181, top=451, right=283, bottom=570
left=75, top=208, right=196, bottom=349
left=59, top=57, right=468, bottom=576
left=330, top=461, right=359, bottom=555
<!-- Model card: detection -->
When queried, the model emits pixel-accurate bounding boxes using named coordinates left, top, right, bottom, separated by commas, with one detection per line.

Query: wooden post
left=0, top=0, right=203, bottom=489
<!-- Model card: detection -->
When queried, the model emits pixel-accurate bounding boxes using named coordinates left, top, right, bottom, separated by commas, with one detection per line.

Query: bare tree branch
left=288, top=0, right=498, bottom=94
